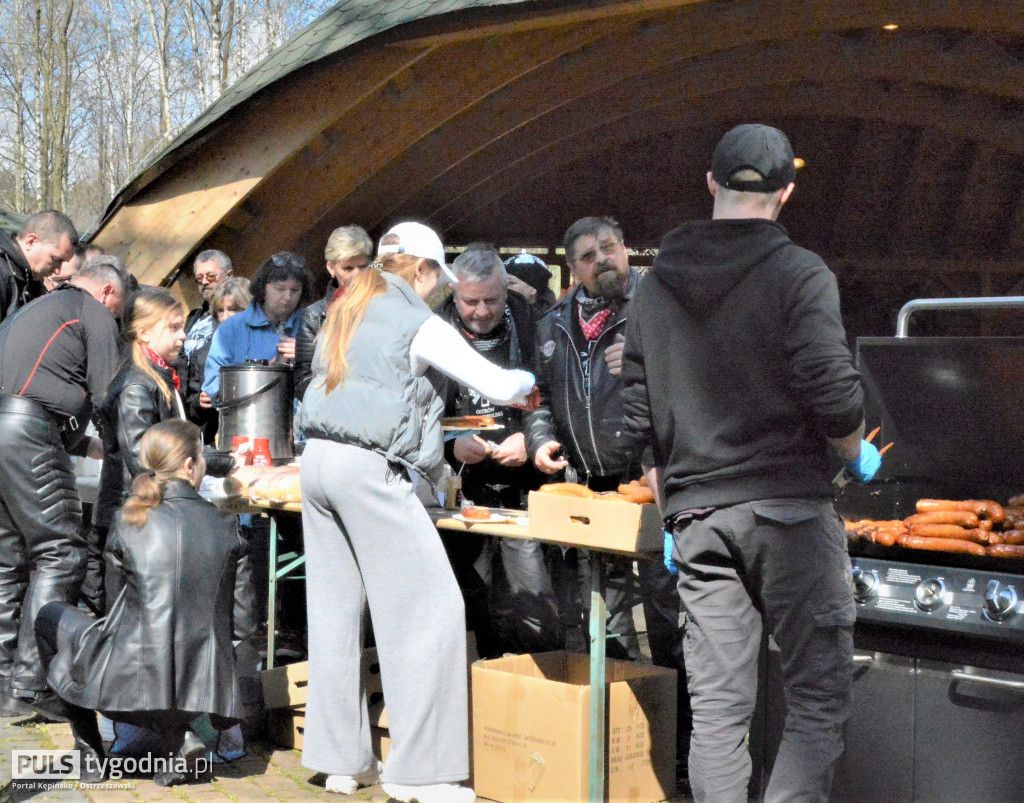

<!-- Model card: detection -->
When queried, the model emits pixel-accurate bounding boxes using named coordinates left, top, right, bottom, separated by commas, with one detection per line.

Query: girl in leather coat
left=35, top=419, right=256, bottom=785
left=84, top=289, right=234, bottom=613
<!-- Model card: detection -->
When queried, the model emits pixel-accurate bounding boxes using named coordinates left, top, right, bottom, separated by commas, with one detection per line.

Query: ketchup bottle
left=252, top=438, right=272, bottom=467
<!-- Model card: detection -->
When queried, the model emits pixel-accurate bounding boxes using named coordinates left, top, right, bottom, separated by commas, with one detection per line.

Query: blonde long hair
left=120, top=420, right=202, bottom=527
left=122, top=287, right=185, bottom=406
left=317, top=253, right=430, bottom=393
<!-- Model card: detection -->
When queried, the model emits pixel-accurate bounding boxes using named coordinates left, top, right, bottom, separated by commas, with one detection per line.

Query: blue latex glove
left=663, top=530, right=678, bottom=575
left=846, top=439, right=882, bottom=484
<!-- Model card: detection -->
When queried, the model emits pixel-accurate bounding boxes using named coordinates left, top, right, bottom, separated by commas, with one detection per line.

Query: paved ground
left=0, top=713, right=691, bottom=802
left=0, top=711, right=394, bottom=802
left=0, top=593, right=692, bottom=801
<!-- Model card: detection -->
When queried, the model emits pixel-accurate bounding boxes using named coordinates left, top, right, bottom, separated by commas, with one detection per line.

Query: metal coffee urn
left=216, top=362, right=294, bottom=461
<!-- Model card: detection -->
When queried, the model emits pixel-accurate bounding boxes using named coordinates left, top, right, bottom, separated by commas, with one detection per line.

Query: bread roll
left=248, top=466, right=301, bottom=504
left=537, top=483, right=596, bottom=499
left=223, top=465, right=273, bottom=497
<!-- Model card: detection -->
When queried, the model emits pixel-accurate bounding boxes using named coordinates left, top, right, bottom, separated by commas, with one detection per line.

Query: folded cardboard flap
left=528, top=492, right=663, bottom=554
left=372, top=726, right=391, bottom=762
left=480, top=651, right=670, bottom=687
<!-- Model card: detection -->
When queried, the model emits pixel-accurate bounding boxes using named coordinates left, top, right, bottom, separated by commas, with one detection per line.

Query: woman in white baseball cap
left=295, top=221, right=534, bottom=803
left=377, top=221, right=459, bottom=285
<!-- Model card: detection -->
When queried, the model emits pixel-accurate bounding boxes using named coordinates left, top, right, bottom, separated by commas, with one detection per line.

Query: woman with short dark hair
left=202, top=252, right=312, bottom=402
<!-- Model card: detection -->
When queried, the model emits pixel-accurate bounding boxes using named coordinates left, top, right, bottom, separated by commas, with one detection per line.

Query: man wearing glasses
left=180, top=249, right=232, bottom=440
left=524, top=217, right=684, bottom=704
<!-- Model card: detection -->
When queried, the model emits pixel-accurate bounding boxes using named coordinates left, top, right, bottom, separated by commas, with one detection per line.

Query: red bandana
left=330, top=285, right=347, bottom=307
left=143, top=345, right=181, bottom=391
left=578, top=306, right=612, bottom=341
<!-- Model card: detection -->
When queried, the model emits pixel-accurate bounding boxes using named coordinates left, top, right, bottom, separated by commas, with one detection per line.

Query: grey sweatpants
left=300, top=440, right=469, bottom=784
left=673, top=498, right=855, bottom=803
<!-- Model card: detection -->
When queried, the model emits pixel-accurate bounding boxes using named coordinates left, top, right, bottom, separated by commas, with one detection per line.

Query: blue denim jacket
left=202, top=303, right=302, bottom=401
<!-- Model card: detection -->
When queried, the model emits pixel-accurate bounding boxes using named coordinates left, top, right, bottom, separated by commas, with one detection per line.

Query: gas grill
left=831, top=332, right=1024, bottom=802
left=748, top=320, right=1024, bottom=802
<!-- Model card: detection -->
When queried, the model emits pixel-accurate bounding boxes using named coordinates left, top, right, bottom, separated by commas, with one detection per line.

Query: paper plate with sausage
left=441, top=415, right=504, bottom=432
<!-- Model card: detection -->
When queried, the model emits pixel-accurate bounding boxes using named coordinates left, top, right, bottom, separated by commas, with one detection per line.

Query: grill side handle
left=950, top=669, right=1024, bottom=693
left=896, top=296, right=1024, bottom=337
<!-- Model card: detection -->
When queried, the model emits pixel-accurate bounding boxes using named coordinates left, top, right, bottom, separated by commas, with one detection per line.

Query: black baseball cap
left=711, top=124, right=796, bottom=193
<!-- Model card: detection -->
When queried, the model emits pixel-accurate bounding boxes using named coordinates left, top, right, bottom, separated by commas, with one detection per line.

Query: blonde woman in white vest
left=298, top=222, right=534, bottom=803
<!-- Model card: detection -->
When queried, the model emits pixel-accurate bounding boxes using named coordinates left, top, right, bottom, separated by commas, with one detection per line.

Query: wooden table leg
left=589, top=551, right=607, bottom=802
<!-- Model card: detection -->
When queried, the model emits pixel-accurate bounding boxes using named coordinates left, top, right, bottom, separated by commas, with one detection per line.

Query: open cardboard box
left=473, top=651, right=676, bottom=803
left=528, top=491, right=663, bottom=554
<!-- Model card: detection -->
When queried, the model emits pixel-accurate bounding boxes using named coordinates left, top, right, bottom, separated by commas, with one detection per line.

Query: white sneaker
left=381, top=782, right=476, bottom=802
left=325, top=760, right=383, bottom=795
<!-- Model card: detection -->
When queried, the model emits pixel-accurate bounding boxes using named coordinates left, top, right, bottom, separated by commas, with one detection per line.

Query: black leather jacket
left=48, top=478, right=256, bottom=721
left=0, top=228, right=42, bottom=325
left=95, top=361, right=233, bottom=528
left=179, top=303, right=219, bottom=443
left=436, top=290, right=542, bottom=507
left=293, top=280, right=337, bottom=401
left=524, top=269, right=642, bottom=482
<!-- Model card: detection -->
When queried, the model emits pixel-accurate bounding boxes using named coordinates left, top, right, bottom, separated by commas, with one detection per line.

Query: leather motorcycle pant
left=0, top=408, right=85, bottom=694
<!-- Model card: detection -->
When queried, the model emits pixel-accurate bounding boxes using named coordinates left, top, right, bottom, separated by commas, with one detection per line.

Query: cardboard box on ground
left=262, top=633, right=478, bottom=755
left=472, top=652, right=676, bottom=803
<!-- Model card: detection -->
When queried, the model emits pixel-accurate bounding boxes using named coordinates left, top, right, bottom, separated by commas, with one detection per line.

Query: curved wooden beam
left=400, top=30, right=1024, bottom=221
left=190, top=2, right=1024, bottom=274
left=92, top=0, right=1024, bottom=285
left=425, top=80, right=1024, bottom=233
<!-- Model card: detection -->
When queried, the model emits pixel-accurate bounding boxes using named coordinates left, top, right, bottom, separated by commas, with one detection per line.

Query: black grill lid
left=856, top=336, right=1024, bottom=488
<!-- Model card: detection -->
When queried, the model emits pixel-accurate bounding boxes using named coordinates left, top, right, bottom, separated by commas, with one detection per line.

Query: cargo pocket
left=808, top=596, right=856, bottom=694
left=751, top=499, right=846, bottom=554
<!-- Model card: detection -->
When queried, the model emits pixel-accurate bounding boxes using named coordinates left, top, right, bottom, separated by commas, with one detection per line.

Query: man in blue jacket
left=621, top=124, right=880, bottom=802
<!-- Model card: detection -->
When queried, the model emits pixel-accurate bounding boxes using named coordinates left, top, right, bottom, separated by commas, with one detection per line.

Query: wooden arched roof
left=92, top=0, right=1024, bottom=332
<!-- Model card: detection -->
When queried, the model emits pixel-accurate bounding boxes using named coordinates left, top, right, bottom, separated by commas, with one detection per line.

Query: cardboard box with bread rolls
left=527, top=490, right=664, bottom=555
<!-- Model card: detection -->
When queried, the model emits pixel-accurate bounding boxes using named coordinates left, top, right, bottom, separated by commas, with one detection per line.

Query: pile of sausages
left=846, top=495, right=1024, bottom=558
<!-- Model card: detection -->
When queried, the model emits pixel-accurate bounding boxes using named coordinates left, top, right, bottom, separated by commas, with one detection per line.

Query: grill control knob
left=851, top=567, right=880, bottom=603
left=914, top=578, right=946, bottom=613
left=983, top=580, right=1018, bottom=622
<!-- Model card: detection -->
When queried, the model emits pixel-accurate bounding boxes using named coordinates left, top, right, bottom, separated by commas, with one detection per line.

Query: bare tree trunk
left=144, top=0, right=174, bottom=142
left=52, top=0, right=75, bottom=209
left=1, top=0, right=334, bottom=219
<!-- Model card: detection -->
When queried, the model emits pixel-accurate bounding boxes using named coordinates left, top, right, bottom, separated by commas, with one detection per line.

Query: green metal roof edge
left=92, top=0, right=538, bottom=234
left=0, top=208, right=26, bottom=237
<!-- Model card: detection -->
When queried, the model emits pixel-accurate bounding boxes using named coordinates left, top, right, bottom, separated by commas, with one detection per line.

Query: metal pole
left=588, top=551, right=607, bottom=802
left=266, top=513, right=278, bottom=670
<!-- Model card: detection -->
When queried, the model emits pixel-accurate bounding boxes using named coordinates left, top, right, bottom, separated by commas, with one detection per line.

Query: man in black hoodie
left=0, top=210, right=79, bottom=324
left=621, top=125, right=881, bottom=802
